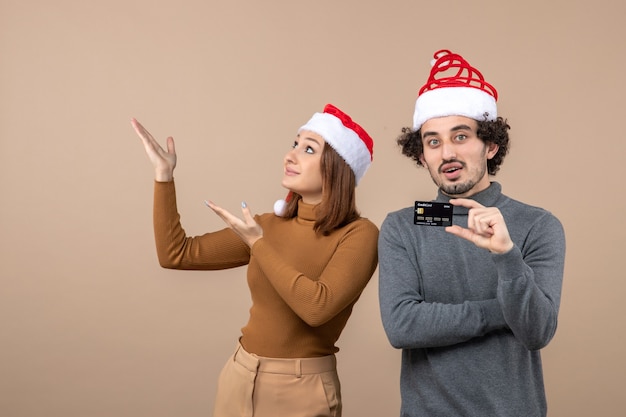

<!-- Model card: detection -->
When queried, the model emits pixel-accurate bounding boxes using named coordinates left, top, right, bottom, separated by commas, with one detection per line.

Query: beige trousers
left=212, top=342, right=341, bottom=417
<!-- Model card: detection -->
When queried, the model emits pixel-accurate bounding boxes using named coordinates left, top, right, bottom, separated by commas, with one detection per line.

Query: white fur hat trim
left=413, top=86, right=497, bottom=131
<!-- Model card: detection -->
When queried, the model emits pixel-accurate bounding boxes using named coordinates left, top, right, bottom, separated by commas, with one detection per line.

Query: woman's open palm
left=131, top=118, right=177, bottom=182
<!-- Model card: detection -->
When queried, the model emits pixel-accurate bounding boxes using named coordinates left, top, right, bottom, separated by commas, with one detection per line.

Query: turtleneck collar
left=435, top=182, right=502, bottom=215
left=296, top=200, right=318, bottom=222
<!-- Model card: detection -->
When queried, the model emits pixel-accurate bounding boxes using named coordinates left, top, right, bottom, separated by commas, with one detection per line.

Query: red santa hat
left=413, top=49, right=498, bottom=131
left=274, top=104, right=374, bottom=216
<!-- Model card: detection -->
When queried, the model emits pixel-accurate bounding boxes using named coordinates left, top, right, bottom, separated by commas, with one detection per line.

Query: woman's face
left=281, top=130, right=325, bottom=204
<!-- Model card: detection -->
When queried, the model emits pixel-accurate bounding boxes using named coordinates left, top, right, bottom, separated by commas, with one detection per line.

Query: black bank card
left=414, top=201, right=453, bottom=226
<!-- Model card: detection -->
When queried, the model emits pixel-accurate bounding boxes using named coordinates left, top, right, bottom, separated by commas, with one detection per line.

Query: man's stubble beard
left=431, top=160, right=488, bottom=196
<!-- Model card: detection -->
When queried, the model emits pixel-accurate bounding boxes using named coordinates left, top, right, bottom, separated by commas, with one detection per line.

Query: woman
left=131, top=104, right=378, bottom=417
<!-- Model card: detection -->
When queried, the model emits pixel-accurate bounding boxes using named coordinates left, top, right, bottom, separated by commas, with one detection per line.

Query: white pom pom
left=273, top=199, right=287, bottom=216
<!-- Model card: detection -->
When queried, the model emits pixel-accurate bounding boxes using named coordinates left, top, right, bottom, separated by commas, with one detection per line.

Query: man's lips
left=440, top=162, right=464, bottom=179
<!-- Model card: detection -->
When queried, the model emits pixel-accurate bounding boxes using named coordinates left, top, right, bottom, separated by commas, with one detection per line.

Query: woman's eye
left=305, top=146, right=314, bottom=154
left=291, top=141, right=298, bottom=149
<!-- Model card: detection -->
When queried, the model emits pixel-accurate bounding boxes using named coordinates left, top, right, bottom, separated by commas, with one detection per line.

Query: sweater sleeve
left=250, top=220, right=379, bottom=327
left=494, top=212, right=566, bottom=350
left=153, top=181, right=250, bottom=270
left=378, top=214, right=507, bottom=349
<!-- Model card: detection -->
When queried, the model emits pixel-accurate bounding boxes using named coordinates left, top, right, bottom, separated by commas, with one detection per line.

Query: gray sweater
left=378, top=182, right=566, bottom=417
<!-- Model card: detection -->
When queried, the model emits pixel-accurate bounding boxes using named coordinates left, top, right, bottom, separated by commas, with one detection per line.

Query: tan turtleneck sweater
left=153, top=181, right=379, bottom=358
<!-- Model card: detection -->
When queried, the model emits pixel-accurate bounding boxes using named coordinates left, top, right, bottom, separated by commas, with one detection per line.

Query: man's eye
left=455, top=134, right=467, bottom=141
left=427, top=139, right=439, bottom=147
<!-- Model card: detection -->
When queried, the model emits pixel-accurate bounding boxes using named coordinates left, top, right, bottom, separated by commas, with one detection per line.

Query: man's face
left=420, top=116, right=498, bottom=198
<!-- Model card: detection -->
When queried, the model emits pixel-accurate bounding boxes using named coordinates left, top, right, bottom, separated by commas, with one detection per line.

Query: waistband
left=233, top=343, right=336, bottom=377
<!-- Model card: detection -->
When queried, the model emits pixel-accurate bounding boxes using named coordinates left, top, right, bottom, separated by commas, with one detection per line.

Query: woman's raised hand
left=131, top=118, right=177, bottom=182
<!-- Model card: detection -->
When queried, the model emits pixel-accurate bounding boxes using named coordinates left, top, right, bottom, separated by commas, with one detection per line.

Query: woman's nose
left=284, top=149, right=296, bottom=164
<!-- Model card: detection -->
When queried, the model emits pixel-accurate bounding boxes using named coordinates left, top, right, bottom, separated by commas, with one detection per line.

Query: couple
left=131, top=49, right=566, bottom=417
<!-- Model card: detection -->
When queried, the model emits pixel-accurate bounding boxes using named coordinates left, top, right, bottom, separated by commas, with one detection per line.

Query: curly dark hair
left=397, top=117, right=511, bottom=175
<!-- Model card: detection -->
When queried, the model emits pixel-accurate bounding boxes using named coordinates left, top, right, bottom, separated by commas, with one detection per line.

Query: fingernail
left=204, top=200, right=210, bottom=207
left=241, top=201, right=247, bottom=208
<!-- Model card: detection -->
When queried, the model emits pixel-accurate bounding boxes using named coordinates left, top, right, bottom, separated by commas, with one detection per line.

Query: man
left=378, top=49, right=566, bottom=417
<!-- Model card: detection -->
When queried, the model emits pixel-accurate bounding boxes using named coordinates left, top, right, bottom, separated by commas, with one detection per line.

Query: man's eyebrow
left=450, top=124, right=473, bottom=132
left=422, top=124, right=474, bottom=139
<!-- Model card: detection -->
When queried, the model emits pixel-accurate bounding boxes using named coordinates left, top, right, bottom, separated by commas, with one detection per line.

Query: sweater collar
left=435, top=181, right=502, bottom=215
left=296, top=200, right=318, bottom=222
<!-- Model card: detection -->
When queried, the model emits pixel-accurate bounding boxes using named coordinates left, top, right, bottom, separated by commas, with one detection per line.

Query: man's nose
left=441, top=142, right=456, bottom=160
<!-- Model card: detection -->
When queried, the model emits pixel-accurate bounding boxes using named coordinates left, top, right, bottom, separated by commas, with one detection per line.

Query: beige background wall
left=1, top=0, right=624, bottom=416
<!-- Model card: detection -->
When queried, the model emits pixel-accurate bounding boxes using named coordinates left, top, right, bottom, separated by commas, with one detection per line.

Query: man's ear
left=419, top=154, right=427, bottom=166
left=486, top=142, right=499, bottom=159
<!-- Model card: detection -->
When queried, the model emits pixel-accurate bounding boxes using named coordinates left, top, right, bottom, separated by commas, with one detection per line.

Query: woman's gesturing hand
left=131, top=118, right=177, bottom=182
left=205, top=200, right=263, bottom=248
